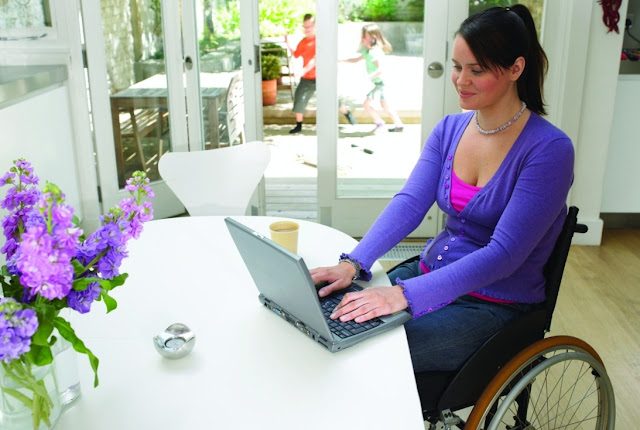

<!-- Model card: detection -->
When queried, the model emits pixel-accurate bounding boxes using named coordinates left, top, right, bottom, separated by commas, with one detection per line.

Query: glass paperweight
left=153, top=323, right=196, bottom=359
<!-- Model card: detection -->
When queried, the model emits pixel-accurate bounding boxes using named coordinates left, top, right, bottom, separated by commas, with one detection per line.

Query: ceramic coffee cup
left=269, top=220, right=299, bottom=254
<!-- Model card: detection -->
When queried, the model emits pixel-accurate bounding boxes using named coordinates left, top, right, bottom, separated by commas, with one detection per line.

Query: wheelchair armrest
left=435, top=309, right=547, bottom=413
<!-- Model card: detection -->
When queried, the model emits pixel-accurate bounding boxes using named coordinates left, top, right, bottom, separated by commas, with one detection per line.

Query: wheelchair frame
left=387, top=207, right=616, bottom=429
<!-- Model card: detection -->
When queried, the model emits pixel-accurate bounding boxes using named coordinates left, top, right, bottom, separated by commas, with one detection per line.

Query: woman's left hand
left=330, top=285, right=408, bottom=323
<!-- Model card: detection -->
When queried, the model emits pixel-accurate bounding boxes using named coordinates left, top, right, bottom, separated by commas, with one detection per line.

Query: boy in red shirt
left=285, top=13, right=316, bottom=134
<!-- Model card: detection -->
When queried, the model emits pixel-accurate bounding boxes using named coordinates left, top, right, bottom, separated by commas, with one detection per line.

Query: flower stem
left=2, top=358, right=54, bottom=430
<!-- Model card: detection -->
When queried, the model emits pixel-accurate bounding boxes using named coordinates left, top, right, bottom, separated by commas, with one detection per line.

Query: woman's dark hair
left=456, top=5, right=548, bottom=115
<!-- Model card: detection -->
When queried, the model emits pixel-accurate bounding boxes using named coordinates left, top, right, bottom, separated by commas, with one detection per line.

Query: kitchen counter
left=0, top=65, right=67, bottom=108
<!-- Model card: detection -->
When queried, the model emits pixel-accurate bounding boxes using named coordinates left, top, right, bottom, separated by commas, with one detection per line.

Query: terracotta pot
left=262, top=79, right=278, bottom=106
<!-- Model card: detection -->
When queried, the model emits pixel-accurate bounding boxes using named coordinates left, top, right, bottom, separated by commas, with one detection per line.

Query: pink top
left=419, top=169, right=515, bottom=304
left=450, top=169, right=482, bottom=212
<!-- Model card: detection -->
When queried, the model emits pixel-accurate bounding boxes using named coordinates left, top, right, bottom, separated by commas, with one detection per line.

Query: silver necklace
left=474, top=101, right=527, bottom=135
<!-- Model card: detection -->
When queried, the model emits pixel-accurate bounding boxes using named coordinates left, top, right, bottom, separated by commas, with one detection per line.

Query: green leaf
left=25, top=344, right=53, bottom=366
left=53, top=317, right=100, bottom=387
left=31, top=318, right=54, bottom=346
left=72, top=276, right=95, bottom=292
left=100, top=290, right=118, bottom=313
left=72, top=259, right=86, bottom=276
left=72, top=273, right=128, bottom=294
left=104, top=273, right=128, bottom=292
left=0, top=266, right=25, bottom=299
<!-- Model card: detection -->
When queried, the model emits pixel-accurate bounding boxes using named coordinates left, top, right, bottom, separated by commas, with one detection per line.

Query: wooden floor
left=382, top=229, right=639, bottom=428
left=553, top=228, right=640, bottom=429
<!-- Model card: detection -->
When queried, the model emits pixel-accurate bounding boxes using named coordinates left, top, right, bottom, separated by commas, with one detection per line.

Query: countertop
left=0, top=65, right=67, bottom=108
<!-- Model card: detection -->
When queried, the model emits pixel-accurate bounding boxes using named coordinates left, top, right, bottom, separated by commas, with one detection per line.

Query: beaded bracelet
left=338, top=257, right=361, bottom=281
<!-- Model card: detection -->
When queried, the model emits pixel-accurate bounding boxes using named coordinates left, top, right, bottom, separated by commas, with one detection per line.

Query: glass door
left=82, top=0, right=247, bottom=219
left=316, top=0, right=544, bottom=238
left=316, top=1, right=467, bottom=237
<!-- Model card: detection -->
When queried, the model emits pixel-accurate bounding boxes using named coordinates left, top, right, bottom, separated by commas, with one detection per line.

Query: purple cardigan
left=344, top=111, right=575, bottom=318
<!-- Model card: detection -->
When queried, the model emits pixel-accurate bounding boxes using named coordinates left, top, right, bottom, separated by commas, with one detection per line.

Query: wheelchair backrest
left=542, top=206, right=587, bottom=332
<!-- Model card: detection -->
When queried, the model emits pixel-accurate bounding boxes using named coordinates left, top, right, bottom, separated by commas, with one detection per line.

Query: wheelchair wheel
left=465, top=335, right=615, bottom=430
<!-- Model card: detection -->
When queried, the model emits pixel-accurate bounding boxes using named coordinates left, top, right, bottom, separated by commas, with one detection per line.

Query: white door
left=316, top=1, right=468, bottom=237
left=82, top=0, right=251, bottom=219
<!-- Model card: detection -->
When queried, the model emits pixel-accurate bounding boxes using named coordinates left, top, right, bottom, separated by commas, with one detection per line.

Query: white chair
left=217, top=73, right=245, bottom=147
left=158, top=141, right=271, bottom=216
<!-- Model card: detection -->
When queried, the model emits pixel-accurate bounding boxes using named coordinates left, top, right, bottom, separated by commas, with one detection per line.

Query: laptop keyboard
left=320, top=287, right=383, bottom=339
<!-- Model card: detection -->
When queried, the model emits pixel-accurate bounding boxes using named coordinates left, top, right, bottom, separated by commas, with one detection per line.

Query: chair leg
left=155, top=109, right=164, bottom=160
left=129, top=108, right=147, bottom=171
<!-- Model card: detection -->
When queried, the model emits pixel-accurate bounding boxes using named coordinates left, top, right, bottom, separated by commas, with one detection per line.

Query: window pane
left=336, top=8, right=425, bottom=199
left=0, top=0, right=51, bottom=29
left=468, top=0, right=543, bottom=34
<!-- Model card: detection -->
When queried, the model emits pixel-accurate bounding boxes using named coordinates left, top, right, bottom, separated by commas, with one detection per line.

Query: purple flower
left=2, top=160, right=154, bottom=324
left=1, top=237, right=18, bottom=258
left=0, top=298, right=39, bottom=363
left=2, top=212, right=19, bottom=237
left=97, top=246, right=128, bottom=279
left=16, top=224, right=75, bottom=300
left=0, top=171, right=14, bottom=186
left=52, top=203, right=73, bottom=225
left=67, top=282, right=102, bottom=314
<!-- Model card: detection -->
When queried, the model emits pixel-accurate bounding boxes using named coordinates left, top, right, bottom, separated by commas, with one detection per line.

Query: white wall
left=0, top=86, right=81, bottom=213
left=543, top=0, right=628, bottom=245
left=569, top=0, right=628, bottom=245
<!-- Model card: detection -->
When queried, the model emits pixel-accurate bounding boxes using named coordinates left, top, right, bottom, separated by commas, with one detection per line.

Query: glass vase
left=52, top=336, right=81, bottom=406
left=0, top=359, right=62, bottom=430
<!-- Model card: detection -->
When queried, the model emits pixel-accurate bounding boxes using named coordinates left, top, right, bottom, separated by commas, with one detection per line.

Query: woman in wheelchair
left=310, top=5, right=575, bottom=375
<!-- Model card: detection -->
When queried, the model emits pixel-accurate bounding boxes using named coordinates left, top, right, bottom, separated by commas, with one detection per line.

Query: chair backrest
left=226, top=73, right=244, bottom=146
left=158, top=141, right=270, bottom=216
left=543, top=206, right=587, bottom=332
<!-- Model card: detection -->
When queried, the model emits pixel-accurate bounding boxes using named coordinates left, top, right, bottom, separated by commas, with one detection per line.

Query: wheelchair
left=388, top=207, right=616, bottom=429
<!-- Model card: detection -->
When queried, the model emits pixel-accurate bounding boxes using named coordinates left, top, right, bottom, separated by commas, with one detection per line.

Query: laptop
left=225, top=217, right=412, bottom=352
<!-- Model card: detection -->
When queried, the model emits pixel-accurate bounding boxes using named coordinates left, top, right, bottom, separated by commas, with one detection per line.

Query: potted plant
left=261, top=54, right=281, bottom=106
left=0, top=159, right=154, bottom=429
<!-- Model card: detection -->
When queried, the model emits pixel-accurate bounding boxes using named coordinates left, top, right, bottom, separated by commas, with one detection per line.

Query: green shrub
left=261, top=42, right=287, bottom=58
left=360, top=0, right=398, bottom=21
left=259, top=0, right=315, bottom=37
left=261, top=54, right=281, bottom=81
left=339, top=0, right=424, bottom=22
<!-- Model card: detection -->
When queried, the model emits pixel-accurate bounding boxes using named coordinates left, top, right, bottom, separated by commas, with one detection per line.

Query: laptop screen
left=225, top=218, right=332, bottom=339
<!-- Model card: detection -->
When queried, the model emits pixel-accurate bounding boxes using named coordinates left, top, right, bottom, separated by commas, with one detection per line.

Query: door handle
left=254, top=44, right=261, bottom=74
left=184, top=56, right=193, bottom=70
left=427, top=62, right=444, bottom=78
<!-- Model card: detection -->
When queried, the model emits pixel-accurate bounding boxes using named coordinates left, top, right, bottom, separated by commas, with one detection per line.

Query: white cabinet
left=0, top=68, right=83, bottom=220
left=602, top=74, right=640, bottom=213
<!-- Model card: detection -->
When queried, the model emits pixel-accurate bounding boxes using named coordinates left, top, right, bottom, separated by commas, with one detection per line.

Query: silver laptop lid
left=225, top=218, right=333, bottom=339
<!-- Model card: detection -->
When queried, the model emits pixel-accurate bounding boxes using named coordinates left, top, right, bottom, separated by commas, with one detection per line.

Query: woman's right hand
left=309, top=262, right=356, bottom=298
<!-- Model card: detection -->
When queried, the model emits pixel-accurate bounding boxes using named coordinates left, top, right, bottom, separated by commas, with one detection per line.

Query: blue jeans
left=388, top=260, right=541, bottom=372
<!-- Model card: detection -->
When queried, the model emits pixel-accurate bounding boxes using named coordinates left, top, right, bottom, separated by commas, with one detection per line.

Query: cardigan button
left=437, top=255, right=443, bottom=261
